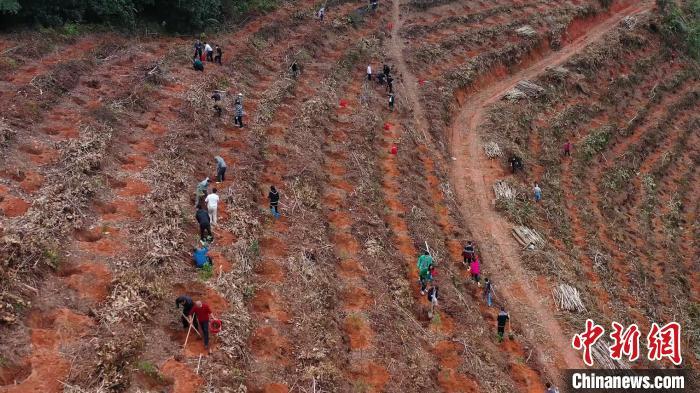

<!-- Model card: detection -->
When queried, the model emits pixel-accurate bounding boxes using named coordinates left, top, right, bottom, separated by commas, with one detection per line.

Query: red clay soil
left=348, top=362, right=391, bottom=392
left=60, top=262, right=112, bottom=302
left=0, top=309, right=93, bottom=393
left=445, top=0, right=655, bottom=378
left=0, top=195, right=30, bottom=217
left=160, top=358, right=203, bottom=393
left=250, top=325, right=291, bottom=364
left=250, top=288, right=291, bottom=322
left=343, top=315, right=373, bottom=350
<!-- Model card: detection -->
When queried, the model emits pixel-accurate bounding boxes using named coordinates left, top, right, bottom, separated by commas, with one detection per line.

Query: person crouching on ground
left=193, top=241, right=213, bottom=268
left=193, top=57, right=204, bottom=72
left=176, top=295, right=195, bottom=329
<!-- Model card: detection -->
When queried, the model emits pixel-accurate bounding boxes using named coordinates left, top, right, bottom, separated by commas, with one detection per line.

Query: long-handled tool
left=181, top=312, right=202, bottom=338
left=183, top=315, right=201, bottom=349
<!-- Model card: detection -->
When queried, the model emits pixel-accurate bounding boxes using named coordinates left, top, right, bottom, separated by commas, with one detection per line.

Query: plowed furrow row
left=246, top=7, right=384, bottom=390
left=321, top=77, right=391, bottom=392
left=402, top=0, right=567, bottom=43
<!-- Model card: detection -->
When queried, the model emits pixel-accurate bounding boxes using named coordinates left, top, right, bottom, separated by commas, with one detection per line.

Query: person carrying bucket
left=188, top=300, right=212, bottom=353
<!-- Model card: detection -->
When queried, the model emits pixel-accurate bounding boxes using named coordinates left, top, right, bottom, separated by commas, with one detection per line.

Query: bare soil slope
left=0, top=0, right=697, bottom=392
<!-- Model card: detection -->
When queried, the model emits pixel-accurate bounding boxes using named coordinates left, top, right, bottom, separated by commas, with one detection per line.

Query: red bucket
left=390, top=145, right=398, bottom=155
left=339, top=99, right=348, bottom=108
left=210, top=319, right=222, bottom=334
left=383, top=122, right=392, bottom=130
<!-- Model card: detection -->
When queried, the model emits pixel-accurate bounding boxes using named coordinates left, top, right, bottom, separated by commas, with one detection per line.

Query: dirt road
left=447, top=0, right=655, bottom=375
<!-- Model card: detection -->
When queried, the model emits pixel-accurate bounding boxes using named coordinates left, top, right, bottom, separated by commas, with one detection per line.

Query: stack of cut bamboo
left=514, top=80, right=545, bottom=97
left=504, top=80, right=544, bottom=101
left=512, top=226, right=545, bottom=249
left=493, top=180, right=516, bottom=200
left=592, top=340, right=631, bottom=369
left=516, top=25, right=537, bottom=37
left=552, top=283, right=586, bottom=312
left=483, top=141, right=502, bottom=158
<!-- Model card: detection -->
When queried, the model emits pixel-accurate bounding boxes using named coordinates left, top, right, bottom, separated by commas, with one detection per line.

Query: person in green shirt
left=417, top=250, right=433, bottom=295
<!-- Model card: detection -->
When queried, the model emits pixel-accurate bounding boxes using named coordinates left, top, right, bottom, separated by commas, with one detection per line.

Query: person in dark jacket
left=269, top=185, right=280, bottom=219
left=386, top=74, right=393, bottom=93
left=462, top=241, right=475, bottom=265
left=196, top=206, right=213, bottom=242
left=176, top=295, right=196, bottom=329
left=193, top=40, right=203, bottom=59
left=383, top=63, right=390, bottom=76
left=497, top=306, right=510, bottom=342
left=291, top=62, right=299, bottom=78
left=214, top=45, right=222, bottom=65
left=212, top=91, right=222, bottom=116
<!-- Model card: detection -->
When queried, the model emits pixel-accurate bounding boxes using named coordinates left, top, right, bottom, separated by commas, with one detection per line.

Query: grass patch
left=199, top=263, right=214, bottom=281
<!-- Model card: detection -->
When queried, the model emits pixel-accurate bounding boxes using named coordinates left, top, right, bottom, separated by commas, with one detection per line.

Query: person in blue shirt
left=193, top=243, right=213, bottom=268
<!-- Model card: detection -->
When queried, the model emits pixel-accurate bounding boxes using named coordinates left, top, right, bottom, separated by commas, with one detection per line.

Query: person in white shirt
left=367, top=64, right=372, bottom=81
left=205, top=188, right=220, bottom=226
left=204, top=42, right=214, bottom=62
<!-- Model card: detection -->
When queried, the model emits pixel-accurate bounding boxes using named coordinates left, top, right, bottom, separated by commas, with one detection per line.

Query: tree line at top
left=0, top=0, right=279, bottom=33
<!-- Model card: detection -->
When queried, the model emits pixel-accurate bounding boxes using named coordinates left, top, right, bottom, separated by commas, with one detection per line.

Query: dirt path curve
left=447, top=0, right=655, bottom=374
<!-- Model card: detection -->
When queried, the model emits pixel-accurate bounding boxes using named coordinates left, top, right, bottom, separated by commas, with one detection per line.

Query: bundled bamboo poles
left=552, top=283, right=586, bottom=313
left=483, top=141, right=502, bottom=158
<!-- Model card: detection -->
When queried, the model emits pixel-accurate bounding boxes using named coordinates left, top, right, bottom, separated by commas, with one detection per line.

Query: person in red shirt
left=189, top=300, right=212, bottom=351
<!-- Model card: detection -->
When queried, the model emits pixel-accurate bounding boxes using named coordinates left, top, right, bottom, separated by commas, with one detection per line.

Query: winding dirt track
left=390, top=0, right=656, bottom=381
left=447, top=0, right=655, bottom=375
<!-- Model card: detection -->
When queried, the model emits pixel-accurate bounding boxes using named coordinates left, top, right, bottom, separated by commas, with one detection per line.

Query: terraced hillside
left=0, top=0, right=697, bottom=392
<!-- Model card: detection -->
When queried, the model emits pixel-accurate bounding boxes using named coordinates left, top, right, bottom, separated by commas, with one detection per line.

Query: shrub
left=657, top=0, right=700, bottom=60
left=199, top=262, right=213, bottom=281
left=578, top=126, right=612, bottom=162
